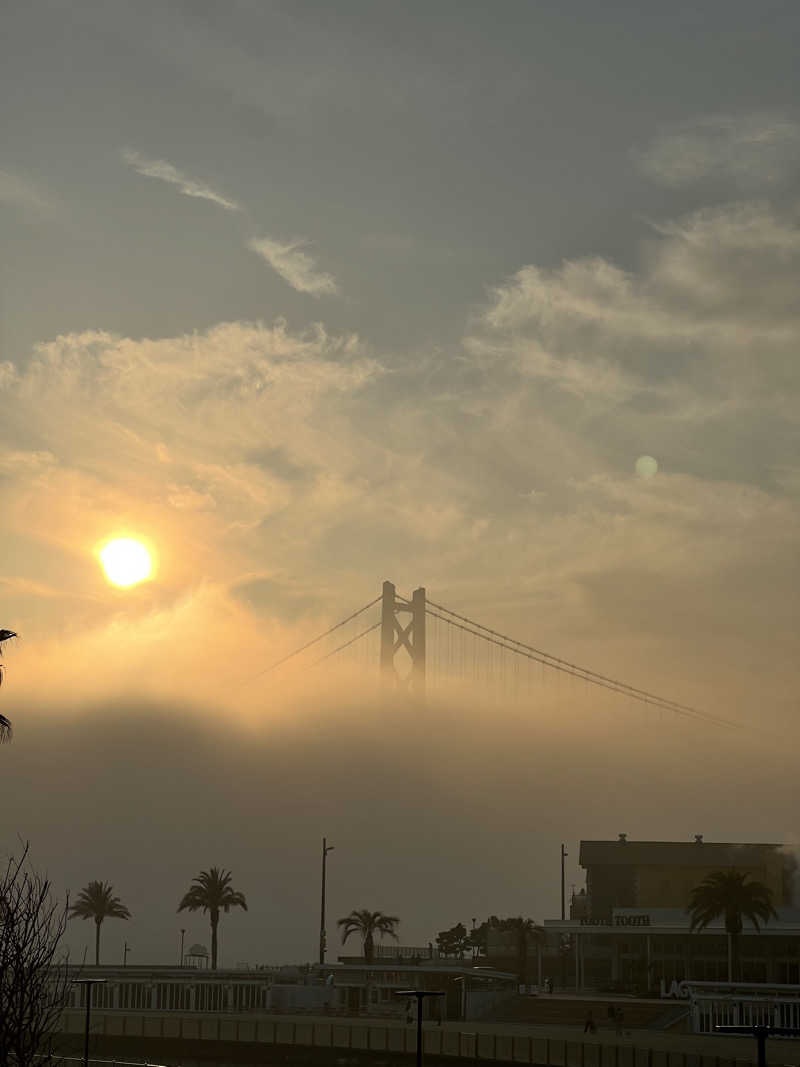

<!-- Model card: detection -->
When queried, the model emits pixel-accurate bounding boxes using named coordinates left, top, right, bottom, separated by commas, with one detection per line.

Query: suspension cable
left=310, top=621, right=382, bottom=666
left=428, top=598, right=717, bottom=722
left=235, top=596, right=381, bottom=687
left=425, top=608, right=739, bottom=730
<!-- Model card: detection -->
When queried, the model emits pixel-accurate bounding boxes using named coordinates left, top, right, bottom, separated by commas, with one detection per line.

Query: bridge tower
left=380, top=580, right=426, bottom=700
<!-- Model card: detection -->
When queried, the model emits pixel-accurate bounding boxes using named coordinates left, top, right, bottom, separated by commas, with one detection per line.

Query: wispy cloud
left=0, top=169, right=59, bottom=221
left=122, top=149, right=240, bottom=212
left=248, top=236, right=339, bottom=296
left=636, top=114, right=800, bottom=189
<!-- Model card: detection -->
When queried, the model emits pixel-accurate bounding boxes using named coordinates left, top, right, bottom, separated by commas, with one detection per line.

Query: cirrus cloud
left=636, top=114, right=800, bottom=189
left=248, top=236, right=339, bottom=296
left=122, top=148, right=241, bottom=212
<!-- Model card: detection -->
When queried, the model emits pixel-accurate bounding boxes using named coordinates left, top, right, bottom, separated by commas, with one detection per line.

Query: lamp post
left=75, top=977, right=106, bottom=1067
left=319, top=837, right=334, bottom=965
left=561, top=844, right=568, bottom=920
left=716, top=1025, right=800, bottom=1067
left=395, top=990, right=445, bottom=1067
left=179, top=928, right=186, bottom=967
left=123, top=941, right=131, bottom=967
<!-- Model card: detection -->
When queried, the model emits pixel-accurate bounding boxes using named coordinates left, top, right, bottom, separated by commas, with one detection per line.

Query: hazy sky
left=2, top=0, right=800, bottom=966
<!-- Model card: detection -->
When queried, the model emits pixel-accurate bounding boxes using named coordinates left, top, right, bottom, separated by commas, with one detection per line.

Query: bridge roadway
left=57, top=1008, right=798, bottom=1067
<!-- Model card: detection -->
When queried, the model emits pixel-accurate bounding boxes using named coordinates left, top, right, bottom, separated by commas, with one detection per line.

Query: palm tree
left=337, top=909, right=400, bottom=962
left=178, top=867, right=247, bottom=970
left=69, top=880, right=132, bottom=965
left=0, top=629, right=18, bottom=744
left=688, top=870, right=777, bottom=982
left=497, top=916, right=546, bottom=986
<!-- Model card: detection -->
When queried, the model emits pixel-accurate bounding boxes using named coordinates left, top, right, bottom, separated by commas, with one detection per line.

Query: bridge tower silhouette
left=380, top=580, right=426, bottom=700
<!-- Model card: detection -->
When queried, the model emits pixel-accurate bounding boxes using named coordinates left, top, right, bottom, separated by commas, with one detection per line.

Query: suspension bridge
left=247, top=581, right=739, bottom=731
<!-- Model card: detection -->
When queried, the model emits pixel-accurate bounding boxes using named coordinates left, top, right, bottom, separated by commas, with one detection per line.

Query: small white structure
left=185, top=943, right=210, bottom=969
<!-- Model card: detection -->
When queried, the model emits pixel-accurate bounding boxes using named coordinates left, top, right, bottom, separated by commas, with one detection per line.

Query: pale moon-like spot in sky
left=100, top=538, right=153, bottom=587
left=635, top=455, right=659, bottom=479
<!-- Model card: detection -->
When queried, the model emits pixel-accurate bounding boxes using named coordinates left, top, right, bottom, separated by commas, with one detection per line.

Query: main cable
left=425, top=608, right=739, bottom=730
left=235, top=596, right=381, bottom=687
left=428, top=599, right=716, bottom=722
left=310, top=621, right=382, bottom=666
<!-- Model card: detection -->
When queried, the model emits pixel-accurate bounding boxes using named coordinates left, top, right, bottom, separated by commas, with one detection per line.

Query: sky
left=2, top=0, right=800, bottom=967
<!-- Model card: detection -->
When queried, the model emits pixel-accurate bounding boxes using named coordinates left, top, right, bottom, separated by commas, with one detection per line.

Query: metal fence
left=60, top=1010, right=759, bottom=1067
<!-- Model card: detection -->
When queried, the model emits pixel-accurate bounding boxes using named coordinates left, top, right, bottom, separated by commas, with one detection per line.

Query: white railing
left=684, top=982, right=800, bottom=1034
left=65, top=969, right=273, bottom=1014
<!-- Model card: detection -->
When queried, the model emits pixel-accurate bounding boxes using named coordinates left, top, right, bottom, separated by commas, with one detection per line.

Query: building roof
left=579, top=839, right=784, bottom=868
left=321, top=963, right=517, bottom=981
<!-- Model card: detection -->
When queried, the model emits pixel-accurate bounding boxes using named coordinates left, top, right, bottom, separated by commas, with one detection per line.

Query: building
left=579, top=835, right=791, bottom=917
left=542, top=836, right=800, bottom=994
left=324, top=960, right=517, bottom=1020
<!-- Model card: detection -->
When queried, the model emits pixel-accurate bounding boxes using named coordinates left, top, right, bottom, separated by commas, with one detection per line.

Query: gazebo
left=185, top=943, right=210, bottom=969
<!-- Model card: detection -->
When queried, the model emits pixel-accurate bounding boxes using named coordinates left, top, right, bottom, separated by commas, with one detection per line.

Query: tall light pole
left=179, top=928, right=186, bottom=967
left=123, top=941, right=131, bottom=967
left=76, top=977, right=106, bottom=1067
left=319, top=837, right=334, bottom=965
left=561, top=844, right=568, bottom=920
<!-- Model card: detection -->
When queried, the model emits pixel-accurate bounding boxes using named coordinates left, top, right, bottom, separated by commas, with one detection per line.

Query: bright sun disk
left=100, top=538, right=153, bottom=588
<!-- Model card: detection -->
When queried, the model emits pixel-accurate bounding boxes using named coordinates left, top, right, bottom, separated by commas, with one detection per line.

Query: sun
left=99, top=538, right=153, bottom=588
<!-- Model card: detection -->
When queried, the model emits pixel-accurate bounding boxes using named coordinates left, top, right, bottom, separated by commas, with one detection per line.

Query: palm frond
left=68, top=880, right=131, bottom=921
left=178, top=867, right=247, bottom=913
left=688, top=869, right=777, bottom=934
left=0, top=629, right=17, bottom=743
left=337, top=909, right=400, bottom=943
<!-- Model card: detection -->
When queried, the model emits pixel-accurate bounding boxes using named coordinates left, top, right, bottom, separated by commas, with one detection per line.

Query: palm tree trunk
left=537, top=943, right=543, bottom=990
left=95, top=920, right=101, bottom=966
left=364, top=932, right=374, bottom=963
left=211, top=914, right=218, bottom=970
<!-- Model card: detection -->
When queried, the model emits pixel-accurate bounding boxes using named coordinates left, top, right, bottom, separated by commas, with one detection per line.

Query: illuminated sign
left=579, top=915, right=651, bottom=927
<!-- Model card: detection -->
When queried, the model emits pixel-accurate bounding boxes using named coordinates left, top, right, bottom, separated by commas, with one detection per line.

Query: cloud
left=3, top=197, right=800, bottom=747
left=0, top=169, right=59, bottom=221
left=248, top=236, right=339, bottom=296
left=468, top=200, right=800, bottom=419
left=120, top=153, right=339, bottom=297
left=636, top=114, right=800, bottom=189
left=122, top=148, right=240, bottom=212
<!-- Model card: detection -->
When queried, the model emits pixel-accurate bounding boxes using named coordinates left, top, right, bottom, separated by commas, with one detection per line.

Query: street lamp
left=123, top=941, right=131, bottom=967
left=716, top=1025, right=800, bottom=1067
left=179, top=928, right=186, bottom=967
left=394, top=990, right=445, bottom=1067
left=75, top=977, right=106, bottom=1067
left=561, top=844, right=568, bottom=920
left=319, top=837, right=334, bottom=965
